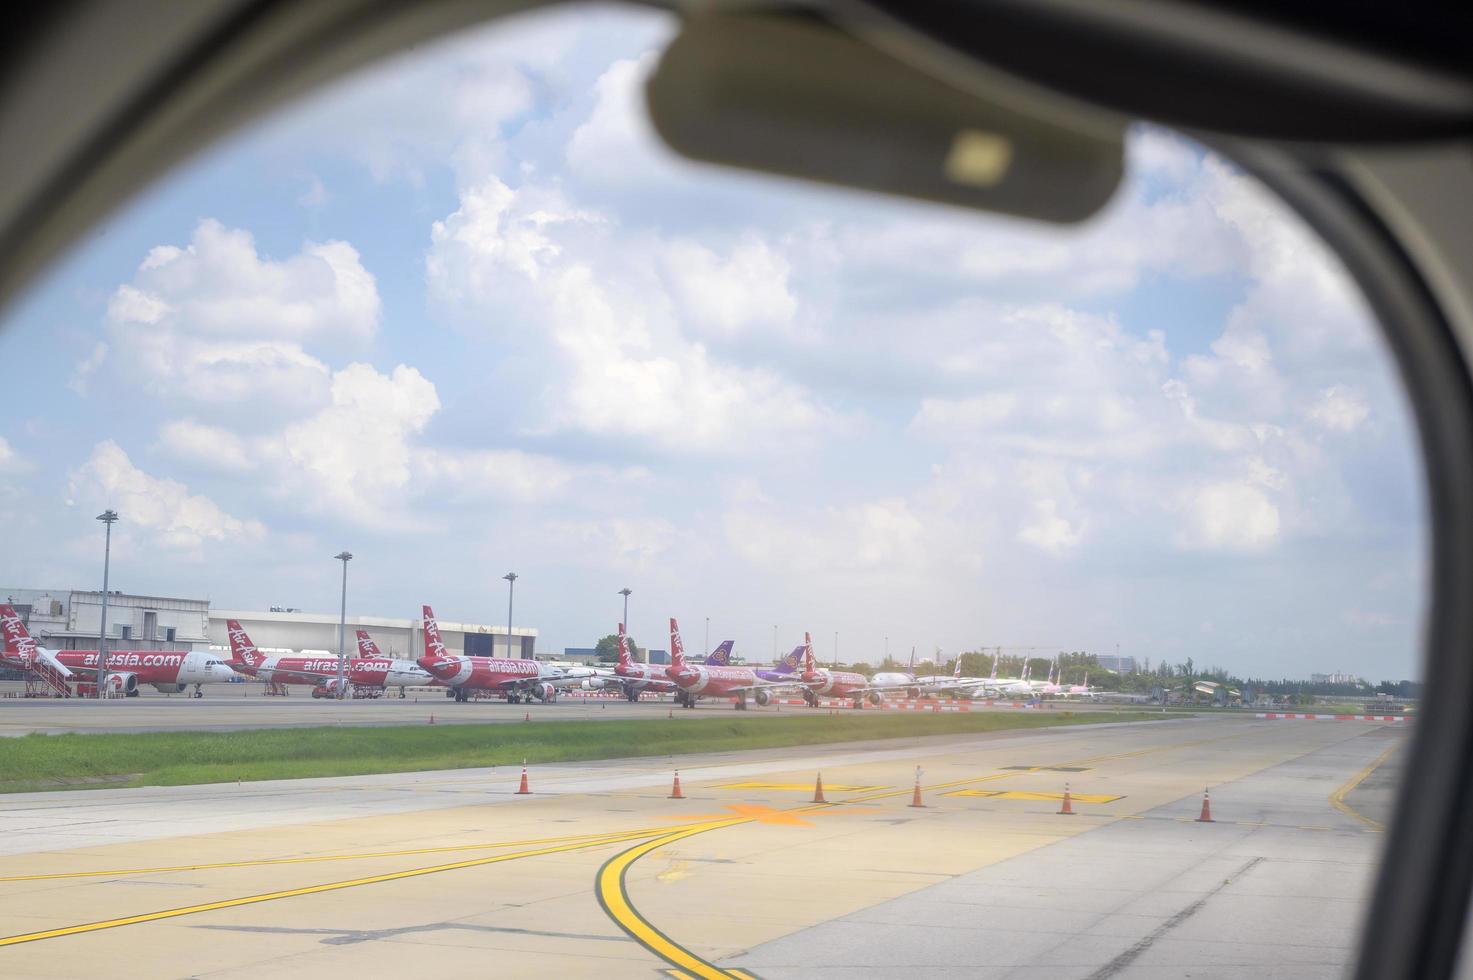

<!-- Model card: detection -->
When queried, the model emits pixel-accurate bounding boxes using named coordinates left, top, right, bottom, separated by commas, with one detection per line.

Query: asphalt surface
left=0, top=714, right=1405, bottom=978
left=0, top=686, right=1145, bottom=736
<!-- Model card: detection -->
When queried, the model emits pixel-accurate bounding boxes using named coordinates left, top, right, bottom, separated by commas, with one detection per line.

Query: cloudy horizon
left=0, top=6, right=1426, bottom=682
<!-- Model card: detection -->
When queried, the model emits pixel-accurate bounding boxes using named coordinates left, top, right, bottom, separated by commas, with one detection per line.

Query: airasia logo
left=77, top=652, right=184, bottom=669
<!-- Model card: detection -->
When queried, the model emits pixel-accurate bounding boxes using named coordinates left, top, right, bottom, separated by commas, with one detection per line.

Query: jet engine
left=581, top=676, right=616, bottom=691
left=753, top=689, right=772, bottom=706
left=152, top=681, right=188, bottom=694
left=312, top=678, right=349, bottom=699
left=534, top=682, right=557, bottom=702
left=107, top=672, right=139, bottom=695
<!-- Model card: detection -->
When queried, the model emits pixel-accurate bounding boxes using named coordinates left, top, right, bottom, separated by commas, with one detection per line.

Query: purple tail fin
left=768, top=645, right=804, bottom=675
left=704, top=640, right=735, bottom=666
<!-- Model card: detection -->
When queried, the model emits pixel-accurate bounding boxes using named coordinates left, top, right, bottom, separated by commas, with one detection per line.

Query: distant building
left=648, top=649, right=670, bottom=665
left=1095, top=654, right=1138, bottom=673
left=210, top=609, right=535, bottom=659
left=1310, top=671, right=1364, bottom=685
left=561, top=648, right=600, bottom=665
left=1, top=588, right=208, bottom=651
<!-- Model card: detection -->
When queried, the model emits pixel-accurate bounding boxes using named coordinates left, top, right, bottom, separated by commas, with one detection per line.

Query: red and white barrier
left=1256, top=712, right=1408, bottom=721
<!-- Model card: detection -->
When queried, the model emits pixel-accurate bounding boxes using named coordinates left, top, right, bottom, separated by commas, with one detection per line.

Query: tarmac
left=0, top=713, right=1403, bottom=978
left=0, top=686, right=1139, bottom=736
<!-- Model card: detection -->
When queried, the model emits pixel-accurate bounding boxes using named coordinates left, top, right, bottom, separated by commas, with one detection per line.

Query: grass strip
left=0, top=709, right=1175, bottom=793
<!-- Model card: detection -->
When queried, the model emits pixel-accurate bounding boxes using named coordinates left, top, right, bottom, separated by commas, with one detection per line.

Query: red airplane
left=224, top=619, right=433, bottom=697
left=1, top=603, right=235, bottom=697
left=415, top=604, right=587, bottom=704
left=797, top=631, right=872, bottom=708
left=664, top=616, right=781, bottom=710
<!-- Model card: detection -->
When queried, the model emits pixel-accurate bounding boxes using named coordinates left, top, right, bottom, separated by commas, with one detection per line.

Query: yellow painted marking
left=0, top=828, right=658, bottom=948
left=1329, top=741, right=1401, bottom=832
left=598, top=821, right=748, bottom=980
left=0, top=826, right=680, bottom=884
left=716, top=781, right=885, bottom=792
left=944, top=790, right=1123, bottom=804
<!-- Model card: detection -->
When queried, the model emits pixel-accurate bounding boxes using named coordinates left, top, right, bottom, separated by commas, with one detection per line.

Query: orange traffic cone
left=812, top=773, right=828, bottom=804
left=909, top=766, right=925, bottom=808
left=428, top=712, right=435, bottom=725
left=1197, top=786, right=1214, bottom=822
left=1058, top=783, right=1075, bottom=815
left=668, top=709, right=673, bottom=719
left=515, top=760, right=531, bottom=795
left=523, top=711, right=530, bottom=722
left=669, top=770, right=685, bottom=799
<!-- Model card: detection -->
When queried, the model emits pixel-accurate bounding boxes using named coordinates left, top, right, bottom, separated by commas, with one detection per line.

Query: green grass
left=0, top=710, right=1174, bottom=793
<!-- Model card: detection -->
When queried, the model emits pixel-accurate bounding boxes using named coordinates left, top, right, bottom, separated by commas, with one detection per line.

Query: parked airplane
left=224, top=620, right=435, bottom=697
left=797, top=632, right=870, bottom=707
left=584, top=627, right=735, bottom=700
left=755, top=644, right=807, bottom=684
left=2, top=603, right=235, bottom=697
left=415, top=605, right=592, bottom=703
left=867, top=649, right=1006, bottom=700
left=666, top=617, right=781, bottom=709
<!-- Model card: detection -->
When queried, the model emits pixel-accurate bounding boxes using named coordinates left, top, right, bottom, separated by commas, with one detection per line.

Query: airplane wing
left=264, top=665, right=342, bottom=684
left=722, top=680, right=797, bottom=694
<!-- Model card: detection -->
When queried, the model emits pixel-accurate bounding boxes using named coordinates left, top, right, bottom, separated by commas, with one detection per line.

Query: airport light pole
left=335, top=552, right=352, bottom=698
left=704, top=617, right=709, bottom=655
left=95, top=510, right=119, bottom=698
left=618, top=587, right=632, bottom=660
left=504, top=572, right=518, bottom=658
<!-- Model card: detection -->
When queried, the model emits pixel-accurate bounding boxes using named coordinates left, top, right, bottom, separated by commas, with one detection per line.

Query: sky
left=0, top=5, right=1427, bottom=680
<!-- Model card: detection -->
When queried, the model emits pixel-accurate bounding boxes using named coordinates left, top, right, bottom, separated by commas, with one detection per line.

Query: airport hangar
left=0, top=587, right=538, bottom=661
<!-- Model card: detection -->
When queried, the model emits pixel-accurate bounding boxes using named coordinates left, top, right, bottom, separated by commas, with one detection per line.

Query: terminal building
left=2, top=587, right=536, bottom=660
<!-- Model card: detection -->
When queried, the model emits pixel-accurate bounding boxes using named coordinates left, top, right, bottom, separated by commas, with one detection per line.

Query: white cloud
left=96, top=220, right=379, bottom=420
left=155, top=420, right=254, bottom=472
left=67, top=341, right=109, bottom=396
left=1179, top=480, right=1281, bottom=551
left=115, top=220, right=378, bottom=341
left=1310, top=385, right=1370, bottom=433
left=66, top=441, right=264, bottom=551
left=660, top=236, right=797, bottom=336
left=259, top=363, right=440, bottom=526
left=428, top=175, right=834, bottom=452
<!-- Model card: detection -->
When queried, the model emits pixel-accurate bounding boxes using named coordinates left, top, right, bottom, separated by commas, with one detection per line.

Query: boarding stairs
left=24, top=660, right=72, bottom=698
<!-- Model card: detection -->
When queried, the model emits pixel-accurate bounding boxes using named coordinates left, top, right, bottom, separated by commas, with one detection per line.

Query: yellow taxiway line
left=0, top=827, right=660, bottom=948
left=0, top=825, right=679, bottom=884
left=1329, top=740, right=1401, bottom=832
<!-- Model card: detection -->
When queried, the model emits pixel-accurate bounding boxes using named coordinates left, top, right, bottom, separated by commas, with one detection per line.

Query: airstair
left=24, top=660, right=71, bottom=697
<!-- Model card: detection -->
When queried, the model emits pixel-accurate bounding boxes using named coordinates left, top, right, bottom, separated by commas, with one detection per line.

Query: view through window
left=0, top=6, right=1424, bottom=976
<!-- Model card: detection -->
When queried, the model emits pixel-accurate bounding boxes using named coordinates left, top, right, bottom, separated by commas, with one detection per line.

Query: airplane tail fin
left=804, top=632, right=816, bottom=674
left=224, top=620, right=266, bottom=669
left=705, top=640, right=735, bottom=666
left=422, top=605, right=449, bottom=660
left=0, top=604, right=38, bottom=663
left=953, top=656, right=961, bottom=679
left=669, top=618, right=687, bottom=670
left=617, top=622, right=632, bottom=669
left=990, top=657, right=998, bottom=681
left=356, top=630, right=383, bottom=659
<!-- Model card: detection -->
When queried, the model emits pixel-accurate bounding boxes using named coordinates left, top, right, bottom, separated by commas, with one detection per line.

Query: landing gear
left=803, top=689, right=819, bottom=708
left=506, top=693, right=522, bottom=705
left=192, top=684, right=204, bottom=698
left=735, top=693, right=748, bottom=711
left=454, top=688, right=468, bottom=702
left=625, top=687, right=640, bottom=702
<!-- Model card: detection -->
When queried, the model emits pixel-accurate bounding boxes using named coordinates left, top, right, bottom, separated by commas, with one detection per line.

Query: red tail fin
left=0, top=604, right=38, bottom=663
left=225, top=620, right=265, bottom=669
left=356, top=630, right=383, bottom=659
left=422, top=605, right=449, bottom=659
left=803, top=631, right=815, bottom=674
left=669, top=617, right=686, bottom=670
left=954, top=656, right=961, bottom=679
left=617, top=622, right=631, bottom=669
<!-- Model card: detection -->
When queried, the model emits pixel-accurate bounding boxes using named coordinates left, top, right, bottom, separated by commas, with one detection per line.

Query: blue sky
left=0, top=6, right=1426, bottom=680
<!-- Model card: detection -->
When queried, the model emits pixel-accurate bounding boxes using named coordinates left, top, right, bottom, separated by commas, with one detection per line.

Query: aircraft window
left=0, top=5, right=1423, bottom=976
